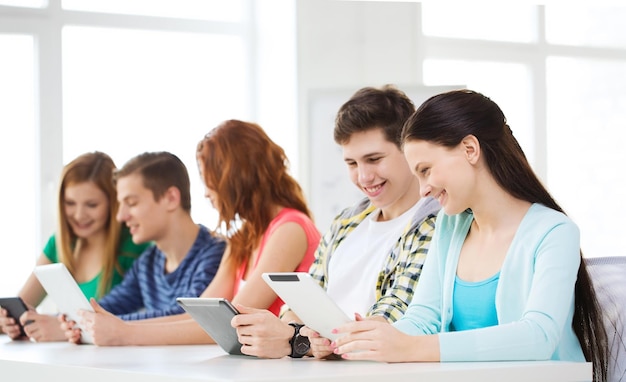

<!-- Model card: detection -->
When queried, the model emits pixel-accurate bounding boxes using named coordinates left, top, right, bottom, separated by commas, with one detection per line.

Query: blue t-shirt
left=98, top=225, right=225, bottom=321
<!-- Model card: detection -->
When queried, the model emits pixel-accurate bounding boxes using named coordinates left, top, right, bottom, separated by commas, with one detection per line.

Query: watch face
left=289, top=323, right=311, bottom=358
left=294, top=335, right=310, bottom=355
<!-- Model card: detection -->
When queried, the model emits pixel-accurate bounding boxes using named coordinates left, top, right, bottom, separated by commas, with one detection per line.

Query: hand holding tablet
left=262, top=272, right=352, bottom=341
left=177, top=297, right=246, bottom=355
left=33, top=263, right=94, bottom=344
left=0, top=297, right=31, bottom=336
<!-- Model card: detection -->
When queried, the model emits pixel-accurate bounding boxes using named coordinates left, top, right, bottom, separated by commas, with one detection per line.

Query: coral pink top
left=235, top=208, right=321, bottom=315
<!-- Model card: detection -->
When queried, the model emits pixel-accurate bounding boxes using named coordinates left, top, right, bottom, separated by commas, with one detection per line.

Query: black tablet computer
left=177, top=297, right=246, bottom=356
left=0, top=297, right=29, bottom=336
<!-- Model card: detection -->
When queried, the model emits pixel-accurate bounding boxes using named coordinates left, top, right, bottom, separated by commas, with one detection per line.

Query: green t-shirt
left=42, top=227, right=151, bottom=299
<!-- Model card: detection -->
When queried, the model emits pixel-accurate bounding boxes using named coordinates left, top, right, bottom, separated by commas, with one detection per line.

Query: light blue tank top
left=450, top=272, right=500, bottom=331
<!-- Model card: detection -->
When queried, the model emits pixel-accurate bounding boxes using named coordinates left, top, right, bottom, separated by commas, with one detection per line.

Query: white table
left=0, top=335, right=592, bottom=382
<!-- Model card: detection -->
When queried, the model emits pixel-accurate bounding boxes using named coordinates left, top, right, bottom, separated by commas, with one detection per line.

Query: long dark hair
left=402, top=89, right=608, bottom=382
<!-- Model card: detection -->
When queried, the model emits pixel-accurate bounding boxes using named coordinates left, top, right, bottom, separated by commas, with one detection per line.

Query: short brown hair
left=334, top=84, right=415, bottom=148
left=114, top=152, right=191, bottom=213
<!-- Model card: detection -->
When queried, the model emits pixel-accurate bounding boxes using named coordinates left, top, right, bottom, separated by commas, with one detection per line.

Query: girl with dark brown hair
left=332, top=90, right=608, bottom=382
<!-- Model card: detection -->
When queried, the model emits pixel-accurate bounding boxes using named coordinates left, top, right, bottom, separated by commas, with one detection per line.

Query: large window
left=419, top=4, right=626, bottom=258
left=421, top=3, right=538, bottom=43
left=61, top=0, right=244, bottom=21
left=62, top=25, right=250, bottom=227
left=546, top=57, right=626, bottom=258
left=423, top=60, right=534, bottom=164
left=0, top=34, right=37, bottom=294
left=0, top=0, right=296, bottom=296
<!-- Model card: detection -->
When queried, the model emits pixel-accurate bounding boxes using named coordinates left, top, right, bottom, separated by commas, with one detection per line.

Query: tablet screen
left=33, top=263, right=94, bottom=344
left=177, top=297, right=245, bottom=355
left=262, top=272, right=352, bottom=340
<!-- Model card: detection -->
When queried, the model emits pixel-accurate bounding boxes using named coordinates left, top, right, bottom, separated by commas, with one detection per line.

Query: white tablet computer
left=33, top=263, right=94, bottom=344
left=176, top=297, right=245, bottom=356
left=262, top=272, right=352, bottom=340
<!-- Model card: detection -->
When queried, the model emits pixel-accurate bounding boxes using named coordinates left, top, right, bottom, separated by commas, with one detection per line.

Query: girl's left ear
left=462, top=135, right=481, bottom=164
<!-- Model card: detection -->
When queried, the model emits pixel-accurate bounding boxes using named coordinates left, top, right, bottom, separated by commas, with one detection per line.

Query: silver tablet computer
left=33, top=263, right=94, bottom=344
left=176, top=297, right=245, bottom=356
left=262, top=272, right=352, bottom=340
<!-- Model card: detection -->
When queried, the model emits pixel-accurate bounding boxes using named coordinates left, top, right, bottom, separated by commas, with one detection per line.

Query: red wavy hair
left=196, top=120, right=313, bottom=269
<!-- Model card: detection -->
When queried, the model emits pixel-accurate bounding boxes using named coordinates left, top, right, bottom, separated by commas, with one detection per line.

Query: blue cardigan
left=393, top=203, right=585, bottom=362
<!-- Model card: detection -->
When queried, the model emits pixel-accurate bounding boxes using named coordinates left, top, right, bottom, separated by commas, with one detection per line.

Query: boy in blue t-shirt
left=62, top=152, right=225, bottom=345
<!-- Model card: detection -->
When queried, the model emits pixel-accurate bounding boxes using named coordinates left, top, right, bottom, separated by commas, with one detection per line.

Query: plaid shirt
left=308, top=197, right=439, bottom=322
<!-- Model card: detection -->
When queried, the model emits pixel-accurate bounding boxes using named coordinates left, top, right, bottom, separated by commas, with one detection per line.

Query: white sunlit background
left=419, top=3, right=626, bottom=259
left=0, top=34, right=37, bottom=294
left=0, top=1, right=625, bottom=298
left=62, top=25, right=249, bottom=228
left=0, top=0, right=297, bottom=297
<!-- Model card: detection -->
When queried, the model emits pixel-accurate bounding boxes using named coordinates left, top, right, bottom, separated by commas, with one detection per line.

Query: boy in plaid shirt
left=232, top=85, right=440, bottom=359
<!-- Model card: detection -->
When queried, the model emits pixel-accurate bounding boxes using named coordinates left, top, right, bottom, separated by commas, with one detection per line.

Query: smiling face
left=403, top=139, right=476, bottom=216
left=342, top=128, right=419, bottom=219
left=63, top=181, right=110, bottom=240
left=115, top=173, right=169, bottom=244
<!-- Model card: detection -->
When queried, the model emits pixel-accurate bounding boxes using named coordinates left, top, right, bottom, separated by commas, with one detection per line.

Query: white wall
left=296, top=0, right=423, bottom=229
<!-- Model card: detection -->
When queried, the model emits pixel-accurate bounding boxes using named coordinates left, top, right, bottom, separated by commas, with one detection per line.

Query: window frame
left=0, top=0, right=256, bottom=253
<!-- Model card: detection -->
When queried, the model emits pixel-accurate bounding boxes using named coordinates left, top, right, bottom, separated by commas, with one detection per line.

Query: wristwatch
left=288, top=322, right=310, bottom=358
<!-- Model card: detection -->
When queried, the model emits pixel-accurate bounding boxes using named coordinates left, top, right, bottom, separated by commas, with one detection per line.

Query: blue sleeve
left=98, top=252, right=147, bottom=315
left=116, top=303, right=183, bottom=321
left=437, top=220, right=581, bottom=361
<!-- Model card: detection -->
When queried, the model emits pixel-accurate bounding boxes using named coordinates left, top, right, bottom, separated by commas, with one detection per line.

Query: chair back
left=585, top=256, right=626, bottom=382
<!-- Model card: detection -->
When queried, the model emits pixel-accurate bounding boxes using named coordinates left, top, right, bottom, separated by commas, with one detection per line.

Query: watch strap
left=288, top=322, right=310, bottom=358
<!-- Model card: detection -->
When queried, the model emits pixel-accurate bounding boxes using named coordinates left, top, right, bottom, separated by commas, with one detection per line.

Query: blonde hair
left=56, top=152, right=121, bottom=298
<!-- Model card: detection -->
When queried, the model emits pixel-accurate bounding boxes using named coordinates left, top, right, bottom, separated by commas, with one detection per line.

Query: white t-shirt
left=326, top=200, right=422, bottom=317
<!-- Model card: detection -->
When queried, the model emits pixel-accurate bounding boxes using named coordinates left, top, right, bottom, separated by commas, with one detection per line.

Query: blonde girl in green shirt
left=0, top=152, right=149, bottom=342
